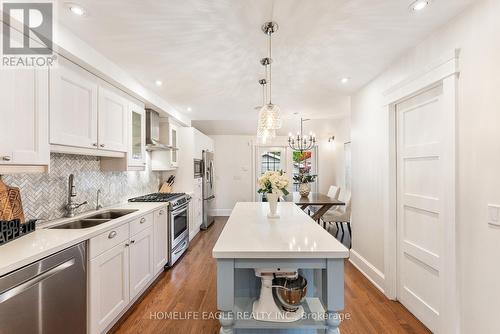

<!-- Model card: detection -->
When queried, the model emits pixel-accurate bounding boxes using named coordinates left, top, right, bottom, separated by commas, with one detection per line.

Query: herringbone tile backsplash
left=2, top=153, right=168, bottom=221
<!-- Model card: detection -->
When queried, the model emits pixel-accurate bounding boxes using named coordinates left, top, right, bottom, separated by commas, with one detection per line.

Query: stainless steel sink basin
left=52, top=219, right=111, bottom=229
left=51, top=209, right=138, bottom=229
left=84, top=209, right=138, bottom=220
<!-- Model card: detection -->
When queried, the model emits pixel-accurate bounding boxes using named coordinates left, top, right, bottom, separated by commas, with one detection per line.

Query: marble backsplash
left=2, top=153, right=170, bottom=222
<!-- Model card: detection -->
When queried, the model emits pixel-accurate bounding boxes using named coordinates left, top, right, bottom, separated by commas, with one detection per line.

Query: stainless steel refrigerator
left=201, top=150, right=215, bottom=229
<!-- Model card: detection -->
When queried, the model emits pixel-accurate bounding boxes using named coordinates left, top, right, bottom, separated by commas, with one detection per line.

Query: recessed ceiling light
left=155, top=80, right=163, bottom=86
left=341, top=77, right=350, bottom=84
left=410, top=0, right=430, bottom=12
left=187, top=107, right=192, bottom=112
left=67, top=3, right=86, bottom=16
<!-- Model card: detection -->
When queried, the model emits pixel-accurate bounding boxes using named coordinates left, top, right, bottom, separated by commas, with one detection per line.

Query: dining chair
left=322, top=190, right=352, bottom=248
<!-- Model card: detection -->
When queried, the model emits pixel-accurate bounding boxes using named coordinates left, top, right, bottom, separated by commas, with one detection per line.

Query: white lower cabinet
left=129, top=226, right=154, bottom=299
left=89, top=210, right=165, bottom=333
left=153, top=207, right=169, bottom=273
left=89, top=241, right=130, bottom=334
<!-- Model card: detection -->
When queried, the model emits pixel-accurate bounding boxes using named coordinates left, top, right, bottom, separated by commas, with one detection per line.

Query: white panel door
left=129, top=226, right=154, bottom=299
left=89, top=241, right=130, bottom=334
left=50, top=60, right=99, bottom=148
left=98, top=86, right=129, bottom=152
left=396, top=84, right=445, bottom=332
left=0, top=67, right=49, bottom=165
left=153, top=207, right=169, bottom=273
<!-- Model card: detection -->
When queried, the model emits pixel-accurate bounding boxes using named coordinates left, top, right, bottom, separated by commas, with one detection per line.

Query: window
left=260, top=150, right=282, bottom=174
left=291, top=149, right=317, bottom=192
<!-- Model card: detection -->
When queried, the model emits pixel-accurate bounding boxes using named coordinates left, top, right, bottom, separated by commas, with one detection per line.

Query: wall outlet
left=488, top=204, right=500, bottom=227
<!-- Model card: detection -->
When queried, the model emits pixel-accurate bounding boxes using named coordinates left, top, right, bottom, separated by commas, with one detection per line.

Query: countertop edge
left=211, top=250, right=350, bottom=259
left=0, top=202, right=168, bottom=276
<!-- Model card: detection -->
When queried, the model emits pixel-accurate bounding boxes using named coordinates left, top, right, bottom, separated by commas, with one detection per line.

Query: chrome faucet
left=65, top=174, right=88, bottom=218
left=96, top=189, right=103, bottom=210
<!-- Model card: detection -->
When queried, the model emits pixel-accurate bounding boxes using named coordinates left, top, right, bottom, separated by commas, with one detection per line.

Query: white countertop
left=212, top=202, right=349, bottom=259
left=0, top=202, right=168, bottom=276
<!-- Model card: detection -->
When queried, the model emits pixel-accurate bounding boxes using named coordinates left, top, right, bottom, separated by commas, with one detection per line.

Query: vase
left=299, top=183, right=311, bottom=197
left=267, top=193, right=279, bottom=218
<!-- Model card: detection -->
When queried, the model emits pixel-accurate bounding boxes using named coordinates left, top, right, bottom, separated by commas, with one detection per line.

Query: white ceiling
left=58, top=0, right=474, bottom=123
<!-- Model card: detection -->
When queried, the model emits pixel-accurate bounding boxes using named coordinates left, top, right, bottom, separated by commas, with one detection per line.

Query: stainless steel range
left=129, top=193, right=190, bottom=266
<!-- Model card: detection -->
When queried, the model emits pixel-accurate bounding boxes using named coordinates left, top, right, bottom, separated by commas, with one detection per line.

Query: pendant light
left=257, top=21, right=282, bottom=139
left=257, top=79, right=276, bottom=141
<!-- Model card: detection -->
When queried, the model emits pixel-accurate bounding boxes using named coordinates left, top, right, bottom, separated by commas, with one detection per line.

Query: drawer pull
left=108, top=231, right=117, bottom=239
left=130, top=240, right=135, bottom=244
left=1, top=156, right=11, bottom=161
left=125, top=243, right=129, bottom=247
left=140, top=217, right=146, bottom=224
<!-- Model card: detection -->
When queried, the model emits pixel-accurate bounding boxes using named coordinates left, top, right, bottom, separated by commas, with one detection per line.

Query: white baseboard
left=211, top=208, right=232, bottom=216
left=349, top=249, right=385, bottom=294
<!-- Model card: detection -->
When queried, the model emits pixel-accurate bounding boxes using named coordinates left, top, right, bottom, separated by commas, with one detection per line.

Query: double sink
left=51, top=209, right=138, bottom=229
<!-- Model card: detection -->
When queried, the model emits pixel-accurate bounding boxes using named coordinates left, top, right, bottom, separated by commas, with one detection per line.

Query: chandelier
left=257, top=21, right=282, bottom=140
left=288, top=118, right=317, bottom=152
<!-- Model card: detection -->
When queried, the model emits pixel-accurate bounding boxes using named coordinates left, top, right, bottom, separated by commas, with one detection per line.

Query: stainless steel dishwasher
left=0, top=242, right=87, bottom=334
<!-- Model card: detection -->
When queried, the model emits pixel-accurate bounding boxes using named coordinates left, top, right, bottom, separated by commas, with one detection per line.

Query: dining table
left=283, top=192, right=345, bottom=222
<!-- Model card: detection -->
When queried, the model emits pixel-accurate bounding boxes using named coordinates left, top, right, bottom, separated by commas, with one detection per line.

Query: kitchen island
left=212, top=202, right=349, bottom=334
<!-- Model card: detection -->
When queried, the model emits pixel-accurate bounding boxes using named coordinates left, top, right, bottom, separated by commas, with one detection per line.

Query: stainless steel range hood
left=145, top=109, right=173, bottom=151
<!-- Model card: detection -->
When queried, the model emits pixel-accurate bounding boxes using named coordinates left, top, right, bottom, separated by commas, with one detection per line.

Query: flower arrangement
left=257, top=171, right=290, bottom=197
left=293, top=173, right=317, bottom=184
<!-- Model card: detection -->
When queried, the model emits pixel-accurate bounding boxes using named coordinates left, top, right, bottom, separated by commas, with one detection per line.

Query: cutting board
left=0, top=179, right=26, bottom=223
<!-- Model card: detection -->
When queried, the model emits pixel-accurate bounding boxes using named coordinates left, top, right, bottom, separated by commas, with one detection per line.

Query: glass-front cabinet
left=128, top=104, right=146, bottom=167
left=169, top=123, right=179, bottom=168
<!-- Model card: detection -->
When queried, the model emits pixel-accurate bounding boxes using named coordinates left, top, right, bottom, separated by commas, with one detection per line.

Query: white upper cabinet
left=128, top=104, right=146, bottom=167
left=98, top=86, right=129, bottom=152
left=169, top=123, right=179, bottom=168
left=0, top=67, right=49, bottom=171
left=50, top=59, right=99, bottom=149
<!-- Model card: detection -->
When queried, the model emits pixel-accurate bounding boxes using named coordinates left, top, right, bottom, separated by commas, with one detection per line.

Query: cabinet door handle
left=100, top=144, right=105, bottom=148
left=125, top=243, right=129, bottom=247
left=1, top=156, right=11, bottom=161
left=92, top=143, right=98, bottom=147
left=159, top=210, right=164, bottom=215
left=140, top=217, right=146, bottom=224
left=108, top=231, right=117, bottom=239
left=130, top=240, right=135, bottom=244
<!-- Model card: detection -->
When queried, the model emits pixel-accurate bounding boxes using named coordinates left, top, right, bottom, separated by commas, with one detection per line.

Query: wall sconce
left=328, top=136, right=335, bottom=143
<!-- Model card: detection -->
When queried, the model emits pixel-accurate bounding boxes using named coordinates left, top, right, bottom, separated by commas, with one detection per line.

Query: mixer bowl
left=272, top=275, right=308, bottom=312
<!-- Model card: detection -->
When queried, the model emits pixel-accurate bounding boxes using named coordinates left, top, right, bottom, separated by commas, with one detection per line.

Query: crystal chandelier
left=257, top=21, right=282, bottom=139
left=288, top=118, right=317, bottom=152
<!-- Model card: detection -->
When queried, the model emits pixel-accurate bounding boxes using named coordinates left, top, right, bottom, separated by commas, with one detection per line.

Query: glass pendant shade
left=258, top=103, right=282, bottom=131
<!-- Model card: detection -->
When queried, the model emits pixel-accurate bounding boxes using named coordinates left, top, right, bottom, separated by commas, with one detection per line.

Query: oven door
left=170, top=203, right=189, bottom=249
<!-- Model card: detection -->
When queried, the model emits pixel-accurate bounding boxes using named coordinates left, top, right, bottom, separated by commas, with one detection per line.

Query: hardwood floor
left=111, top=217, right=430, bottom=334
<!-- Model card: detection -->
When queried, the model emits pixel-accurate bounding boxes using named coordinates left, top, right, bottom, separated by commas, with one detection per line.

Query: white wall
left=350, top=0, right=500, bottom=332
left=212, top=135, right=254, bottom=215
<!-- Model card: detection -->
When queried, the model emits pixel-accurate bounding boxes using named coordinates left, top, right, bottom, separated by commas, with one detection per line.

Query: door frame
left=382, top=49, right=460, bottom=333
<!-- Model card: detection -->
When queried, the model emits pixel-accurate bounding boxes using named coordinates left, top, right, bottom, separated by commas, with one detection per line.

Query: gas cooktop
left=128, top=193, right=185, bottom=203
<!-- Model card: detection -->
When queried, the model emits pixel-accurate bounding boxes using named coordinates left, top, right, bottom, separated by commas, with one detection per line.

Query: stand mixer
left=252, top=268, right=307, bottom=322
